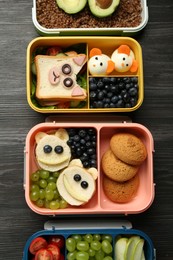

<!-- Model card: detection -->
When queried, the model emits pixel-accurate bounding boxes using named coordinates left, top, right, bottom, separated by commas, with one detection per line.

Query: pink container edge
left=24, top=121, right=155, bottom=216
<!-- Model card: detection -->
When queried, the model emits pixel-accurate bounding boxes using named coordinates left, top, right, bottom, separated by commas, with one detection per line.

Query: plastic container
left=26, top=36, right=143, bottom=113
left=24, top=119, right=155, bottom=216
left=32, top=0, right=148, bottom=36
left=23, top=219, right=156, bottom=260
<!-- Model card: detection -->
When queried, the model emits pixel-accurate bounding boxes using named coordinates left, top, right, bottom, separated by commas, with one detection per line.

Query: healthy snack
left=35, top=54, right=87, bottom=102
left=66, top=233, right=113, bottom=259
left=89, top=77, right=139, bottom=109
left=57, top=159, right=98, bottom=206
left=36, top=0, right=142, bottom=29
left=111, top=45, right=138, bottom=73
left=110, top=132, right=147, bottom=166
left=35, top=129, right=71, bottom=172
left=88, top=0, right=120, bottom=18
left=56, top=0, right=87, bottom=14
left=88, top=48, right=115, bottom=76
left=115, top=235, right=146, bottom=260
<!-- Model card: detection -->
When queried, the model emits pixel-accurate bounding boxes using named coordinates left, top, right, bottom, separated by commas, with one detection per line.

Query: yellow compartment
left=26, top=37, right=143, bottom=113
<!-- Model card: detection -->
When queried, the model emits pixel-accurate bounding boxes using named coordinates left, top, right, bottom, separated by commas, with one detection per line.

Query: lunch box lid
left=23, top=219, right=156, bottom=260
left=32, top=0, right=149, bottom=36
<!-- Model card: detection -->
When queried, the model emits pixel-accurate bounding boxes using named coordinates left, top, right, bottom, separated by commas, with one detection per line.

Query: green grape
left=31, top=171, right=40, bottom=182
left=91, top=240, right=101, bottom=251
left=66, top=237, right=76, bottom=252
left=39, top=189, right=45, bottom=199
left=30, top=191, right=39, bottom=201
left=71, top=234, right=82, bottom=243
left=67, top=251, right=77, bottom=260
left=44, top=199, right=50, bottom=209
left=49, top=200, right=60, bottom=210
left=53, top=171, right=60, bottom=178
left=101, top=240, right=113, bottom=254
left=36, top=198, right=44, bottom=207
left=103, top=256, right=113, bottom=260
left=45, top=189, right=54, bottom=201
left=77, top=241, right=89, bottom=251
left=30, top=184, right=40, bottom=192
left=47, top=176, right=56, bottom=183
left=95, top=248, right=105, bottom=260
left=59, top=199, right=68, bottom=209
left=101, top=235, right=113, bottom=243
left=76, top=251, right=89, bottom=260
left=47, top=182, right=56, bottom=190
left=39, top=179, right=47, bottom=188
left=88, top=248, right=95, bottom=257
left=39, top=170, right=50, bottom=179
left=53, top=189, right=60, bottom=199
left=93, top=234, right=101, bottom=241
left=84, top=234, right=93, bottom=243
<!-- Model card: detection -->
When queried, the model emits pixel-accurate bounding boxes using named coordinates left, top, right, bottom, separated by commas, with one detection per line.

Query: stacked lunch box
left=23, top=0, right=156, bottom=259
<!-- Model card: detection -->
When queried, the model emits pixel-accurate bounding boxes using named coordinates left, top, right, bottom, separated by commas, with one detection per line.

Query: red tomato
left=46, top=46, right=62, bottom=56
left=35, top=249, right=53, bottom=260
left=48, top=235, right=65, bottom=249
left=47, top=244, right=61, bottom=260
left=29, top=237, right=48, bottom=255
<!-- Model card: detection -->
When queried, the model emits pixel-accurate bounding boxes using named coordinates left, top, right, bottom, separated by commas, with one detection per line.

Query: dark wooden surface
left=0, top=0, right=173, bottom=259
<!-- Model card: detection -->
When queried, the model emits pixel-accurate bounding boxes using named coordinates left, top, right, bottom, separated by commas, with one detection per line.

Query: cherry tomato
left=46, top=46, right=62, bottom=56
left=47, top=244, right=61, bottom=260
left=48, top=235, right=65, bottom=249
left=35, top=249, right=53, bottom=260
left=29, top=237, right=48, bottom=255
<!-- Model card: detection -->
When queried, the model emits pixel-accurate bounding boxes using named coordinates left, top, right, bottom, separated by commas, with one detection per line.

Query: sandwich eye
left=81, top=181, right=88, bottom=189
left=43, top=145, right=52, bottom=153
left=126, top=64, right=129, bottom=66
left=63, top=77, right=74, bottom=88
left=62, top=64, right=72, bottom=75
left=54, top=145, right=63, bottom=154
left=95, top=57, right=98, bottom=60
left=74, top=174, right=81, bottom=182
left=123, top=57, right=126, bottom=61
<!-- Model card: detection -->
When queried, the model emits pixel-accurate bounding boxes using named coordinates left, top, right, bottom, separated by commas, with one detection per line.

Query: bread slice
left=35, top=54, right=87, bottom=101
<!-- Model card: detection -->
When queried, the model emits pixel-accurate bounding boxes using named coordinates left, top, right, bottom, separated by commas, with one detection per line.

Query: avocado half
left=56, top=0, right=87, bottom=14
left=88, top=0, right=120, bottom=18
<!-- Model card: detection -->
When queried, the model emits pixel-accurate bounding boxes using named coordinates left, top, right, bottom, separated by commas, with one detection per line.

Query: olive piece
left=81, top=181, right=88, bottom=189
left=54, top=145, right=63, bottom=154
left=62, top=64, right=72, bottom=75
left=74, top=174, right=81, bottom=182
left=43, top=145, right=52, bottom=153
left=63, top=77, right=73, bottom=88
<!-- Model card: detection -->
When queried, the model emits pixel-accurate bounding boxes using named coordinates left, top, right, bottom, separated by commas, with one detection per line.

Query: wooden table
left=0, top=0, right=172, bottom=259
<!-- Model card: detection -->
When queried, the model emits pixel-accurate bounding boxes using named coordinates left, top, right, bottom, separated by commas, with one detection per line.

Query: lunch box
left=24, top=116, right=155, bottom=216
left=26, top=36, right=143, bottom=113
left=32, top=0, right=148, bottom=36
left=23, top=219, right=156, bottom=259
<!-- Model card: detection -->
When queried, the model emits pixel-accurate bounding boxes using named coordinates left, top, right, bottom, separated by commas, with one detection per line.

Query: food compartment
left=99, top=123, right=154, bottom=213
left=25, top=123, right=100, bottom=215
left=23, top=223, right=155, bottom=260
left=32, top=0, right=148, bottom=35
left=26, top=36, right=143, bottom=113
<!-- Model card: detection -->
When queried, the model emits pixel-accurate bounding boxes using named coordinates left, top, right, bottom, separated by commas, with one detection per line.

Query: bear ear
left=130, top=60, right=138, bottom=72
left=88, top=168, right=98, bottom=180
left=118, top=45, right=131, bottom=55
left=106, top=60, right=115, bottom=74
left=55, top=128, right=69, bottom=142
left=89, top=48, right=102, bottom=58
left=69, top=159, right=83, bottom=168
left=35, top=132, right=47, bottom=144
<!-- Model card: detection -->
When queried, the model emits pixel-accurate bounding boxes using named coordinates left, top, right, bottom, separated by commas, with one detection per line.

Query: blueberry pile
left=67, top=128, right=97, bottom=169
left=89, top=77, right=139, bottom=109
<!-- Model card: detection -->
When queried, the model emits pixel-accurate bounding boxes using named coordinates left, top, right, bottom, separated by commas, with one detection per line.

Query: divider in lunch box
left=24, top=120, right=154, bottom=216
left=26, top=36, right=143, bottom=113
left=23, top=219, right=155, bottom=260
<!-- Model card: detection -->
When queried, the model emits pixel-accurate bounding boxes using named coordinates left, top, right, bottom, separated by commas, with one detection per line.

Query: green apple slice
left=141, top=251, right=146, bottom=260
left=133, top=239, right=145, bottom=260
left=115, top=237, right=128, bottom=260
left=124, top=236, right=141, bottom=259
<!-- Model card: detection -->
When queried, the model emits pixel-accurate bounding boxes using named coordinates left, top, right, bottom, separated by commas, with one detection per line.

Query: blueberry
left=73, top=135, right=80, bottom=142
left=97, top=91, right=105, bottom=100
left=90, top=82, right=97, bottom=91
left=54, top=145, right=63, bottom=154
left=129, top=87, right=138, bottom=96
left=74, top=174, right=81, bottom=182
left=43, top=145, right=52, bottom=153
left=111, top=95, right=118, bottom=103
left=79, top=129, right=87, bottom=138
left=81, top=181, right=88, bottom=189
left=90, top=91, right=97, bottom=100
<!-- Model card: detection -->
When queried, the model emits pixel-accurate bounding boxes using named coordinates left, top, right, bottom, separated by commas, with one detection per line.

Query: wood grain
left=0, top=0, right=173, bottom=259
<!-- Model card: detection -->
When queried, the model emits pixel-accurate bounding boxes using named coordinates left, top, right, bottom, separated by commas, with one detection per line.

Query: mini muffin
left=101, top=149, right=139, bottom=182
left=103, top=174, right=139, bottom=203
left=110, top=133, right=147, bottom=166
